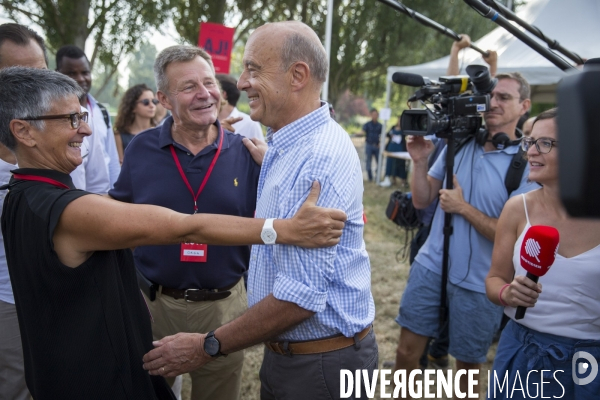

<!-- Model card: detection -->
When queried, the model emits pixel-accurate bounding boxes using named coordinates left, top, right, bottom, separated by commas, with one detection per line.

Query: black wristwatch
left=204, top=331, right=227, bottom=358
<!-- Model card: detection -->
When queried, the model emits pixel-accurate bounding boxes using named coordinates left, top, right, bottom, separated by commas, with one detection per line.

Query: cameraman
left=393, top=72, right=538, bottom=397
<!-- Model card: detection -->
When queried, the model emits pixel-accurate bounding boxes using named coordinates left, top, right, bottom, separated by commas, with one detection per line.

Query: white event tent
left=385, top=0, right=600, bottom=103
left=375, top=0, right=600, bottom=184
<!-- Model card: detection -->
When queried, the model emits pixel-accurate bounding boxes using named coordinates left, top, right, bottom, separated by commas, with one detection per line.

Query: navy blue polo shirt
left=363, top=120, right=383, bottom=145
left=109, top=117, right=260, bottom=290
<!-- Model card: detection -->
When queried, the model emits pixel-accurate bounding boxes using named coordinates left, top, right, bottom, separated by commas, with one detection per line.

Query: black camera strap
left=438, top=136, right=527, bottom=327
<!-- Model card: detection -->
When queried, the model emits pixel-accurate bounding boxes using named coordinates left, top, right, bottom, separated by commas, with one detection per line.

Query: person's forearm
left=410, top=159, right=434, bottom=209
left=447, top=47, right=461, bottom=75
left=184, top=215, right=296, bottom=246
left=486, top=276, right=510, bottom=305
left=216, top=294, right=315, bottom=354
left=458, top=203, right=497, bottom=242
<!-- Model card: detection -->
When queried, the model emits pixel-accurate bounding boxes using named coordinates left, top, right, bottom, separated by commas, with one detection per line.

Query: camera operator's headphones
left=475, top=128, right=523, bottom=150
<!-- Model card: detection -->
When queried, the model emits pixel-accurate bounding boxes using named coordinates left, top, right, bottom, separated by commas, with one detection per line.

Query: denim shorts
left=489, top=320, right=600, bottom=400
left=396, top=261, right=504, bottom=364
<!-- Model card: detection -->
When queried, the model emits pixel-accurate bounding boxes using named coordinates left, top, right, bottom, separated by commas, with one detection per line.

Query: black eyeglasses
left=22, top=112, right=89, bottom=129
left=521, top=137, right=558, bottom=154
left=138, top=99, right=160, bottom=106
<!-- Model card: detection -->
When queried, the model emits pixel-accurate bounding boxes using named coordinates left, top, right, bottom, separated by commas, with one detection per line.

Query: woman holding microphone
left=486, top=108, right=600, bottom=399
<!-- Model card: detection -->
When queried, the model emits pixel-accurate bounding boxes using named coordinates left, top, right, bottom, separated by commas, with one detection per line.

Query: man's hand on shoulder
left=243, top=137, right=268, bottom=166
left=222, top=116, right=243, bottom=132
left=276, top=181, right=347, bottom=248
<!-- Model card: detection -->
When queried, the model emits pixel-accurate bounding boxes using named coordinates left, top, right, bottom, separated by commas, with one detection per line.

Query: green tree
left=170, top=0, right=507, bottom=108
left=127, top=41, right=158, bottom=91
left=1, top=0, right=169, bottom=94
left=91, top=61, right=123, bottom=111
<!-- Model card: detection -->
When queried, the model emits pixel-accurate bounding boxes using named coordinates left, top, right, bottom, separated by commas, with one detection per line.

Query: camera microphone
left=392, top=72, right=426, bottom=87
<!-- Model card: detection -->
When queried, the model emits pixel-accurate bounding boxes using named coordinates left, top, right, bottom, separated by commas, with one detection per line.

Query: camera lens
left=466, top=65, right=497, bottom=94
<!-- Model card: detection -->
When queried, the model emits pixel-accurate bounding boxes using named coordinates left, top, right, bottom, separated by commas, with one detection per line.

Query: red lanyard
left=170, top=127, right=223, bottom=213
left=13, top=173, right=70, bottom=189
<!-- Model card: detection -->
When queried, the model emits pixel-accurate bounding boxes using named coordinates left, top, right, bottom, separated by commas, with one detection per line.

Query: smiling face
left=57, top=56, right=92, bottom=95
left=237, top=27, right=293, bottom=131
left=14, top=95, right=92, bottom=173
left=133, top=90, right=157, bottom=120
left=159, top=56, right=220, bottom=130
left=526, top=118, right=558, bottom=185
left=483, top=78, right=530, bottom=134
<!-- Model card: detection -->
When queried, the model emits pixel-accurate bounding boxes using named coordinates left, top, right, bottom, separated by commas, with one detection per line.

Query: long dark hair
left=114, top=83, right=155, bottom=134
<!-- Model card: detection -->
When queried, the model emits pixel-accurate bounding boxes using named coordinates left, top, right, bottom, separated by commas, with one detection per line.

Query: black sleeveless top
left=1, top=168, right=175, bottom=400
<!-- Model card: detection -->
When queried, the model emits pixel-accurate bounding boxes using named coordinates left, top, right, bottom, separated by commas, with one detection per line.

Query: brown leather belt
left=160, top=280, right=238, bottom=302
left=264, top=326, right=371, bottom=356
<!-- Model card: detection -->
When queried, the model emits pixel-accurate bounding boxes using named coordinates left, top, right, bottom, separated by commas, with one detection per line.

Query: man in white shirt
left=56, top=45, right=118, bottom=191
left=217, top=74, right=264, bottom=142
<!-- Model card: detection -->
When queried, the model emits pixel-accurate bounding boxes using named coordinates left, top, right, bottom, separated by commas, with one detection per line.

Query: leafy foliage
left=128, top=41, right=159, bottom=91
left=1, top=0, right=169, bottom=90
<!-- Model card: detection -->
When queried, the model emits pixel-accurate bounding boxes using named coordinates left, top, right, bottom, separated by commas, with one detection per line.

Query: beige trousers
left=144, top=278, right=247, bottom=400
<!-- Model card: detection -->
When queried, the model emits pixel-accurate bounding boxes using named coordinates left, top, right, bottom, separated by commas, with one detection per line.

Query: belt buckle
left=270, top=341, right=292, bottom=356
left=184, top=288, right=201, bottom=302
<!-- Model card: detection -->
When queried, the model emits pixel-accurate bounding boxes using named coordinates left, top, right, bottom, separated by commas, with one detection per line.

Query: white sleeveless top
left=504, top=194, right=600, bottom=339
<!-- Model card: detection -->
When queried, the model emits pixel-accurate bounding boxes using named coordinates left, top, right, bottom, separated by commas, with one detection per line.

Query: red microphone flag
left=519, top=225, right=560, bottom=277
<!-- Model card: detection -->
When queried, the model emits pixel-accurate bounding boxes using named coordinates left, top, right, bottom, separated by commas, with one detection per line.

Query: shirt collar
left=86, top=93, right=97, bottom=108
left=9, top=168, right=76, bottom=189
left=158, top=117, right=230, bottom=154
left=266, top=101, right=330, bottom=150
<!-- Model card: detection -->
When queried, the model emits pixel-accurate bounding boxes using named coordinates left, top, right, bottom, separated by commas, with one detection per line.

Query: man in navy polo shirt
left=109, top=45, right=258, bottom=400
left=361, top=108, right=383, bottom=181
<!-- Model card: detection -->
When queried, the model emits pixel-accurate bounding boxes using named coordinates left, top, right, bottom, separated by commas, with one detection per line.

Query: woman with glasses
left=114, top=83, right=158, bottom=161
left=0, top=67, right=346, bottom=399
left=485, top=108, right=600, bottom=399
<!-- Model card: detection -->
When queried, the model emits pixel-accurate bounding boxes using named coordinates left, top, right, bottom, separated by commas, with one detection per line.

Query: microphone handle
left=514, top=272, right=539, bottom=320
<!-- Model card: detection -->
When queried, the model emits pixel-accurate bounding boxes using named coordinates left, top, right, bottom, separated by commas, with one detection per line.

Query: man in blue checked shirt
left=143, top=21, right=378, bottom=399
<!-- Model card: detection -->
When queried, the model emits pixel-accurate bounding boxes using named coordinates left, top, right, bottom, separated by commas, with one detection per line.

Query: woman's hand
left=501, top=275, right=542, bottom=308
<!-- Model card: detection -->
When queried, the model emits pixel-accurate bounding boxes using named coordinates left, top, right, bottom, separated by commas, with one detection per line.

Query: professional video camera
left=395, top=65, right=496, bottom=138
left=558, top=62, right=600, bottom=218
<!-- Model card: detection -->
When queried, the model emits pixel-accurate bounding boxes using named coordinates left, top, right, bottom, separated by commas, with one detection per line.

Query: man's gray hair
left=496, top=72, right=531, bottom=101
left=154, top=45, right=214, bottom=93
left=280, top=33, right=328, bottom=85
left=0, top=66, right=83, bottom=150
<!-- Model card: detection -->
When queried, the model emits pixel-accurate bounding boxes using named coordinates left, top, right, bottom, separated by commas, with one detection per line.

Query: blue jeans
left=365, top=143, right=379, bottom=181
left=489, top=320, right=600, bottom=400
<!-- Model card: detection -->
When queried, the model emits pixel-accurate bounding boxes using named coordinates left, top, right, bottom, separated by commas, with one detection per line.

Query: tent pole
left=376, top=74, right=393, bottom=185
left=322, top=0, right=334, bottom=103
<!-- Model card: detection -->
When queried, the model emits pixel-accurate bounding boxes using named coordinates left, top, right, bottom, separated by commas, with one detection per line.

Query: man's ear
left=520, top=99, right=532, bottom=116
left=289, top=61, right=310, bottom=92
left=156, top=91, right=173, bottom=111
left=9, top=120, right=36, bottom=148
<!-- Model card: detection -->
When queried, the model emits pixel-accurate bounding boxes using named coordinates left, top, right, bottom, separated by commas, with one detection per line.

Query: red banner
left=198, top=22, right=235, bottom=74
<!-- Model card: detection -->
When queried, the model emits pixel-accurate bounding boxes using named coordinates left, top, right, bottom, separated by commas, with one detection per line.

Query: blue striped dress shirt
left=247, top=102, right=375, bottom=341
